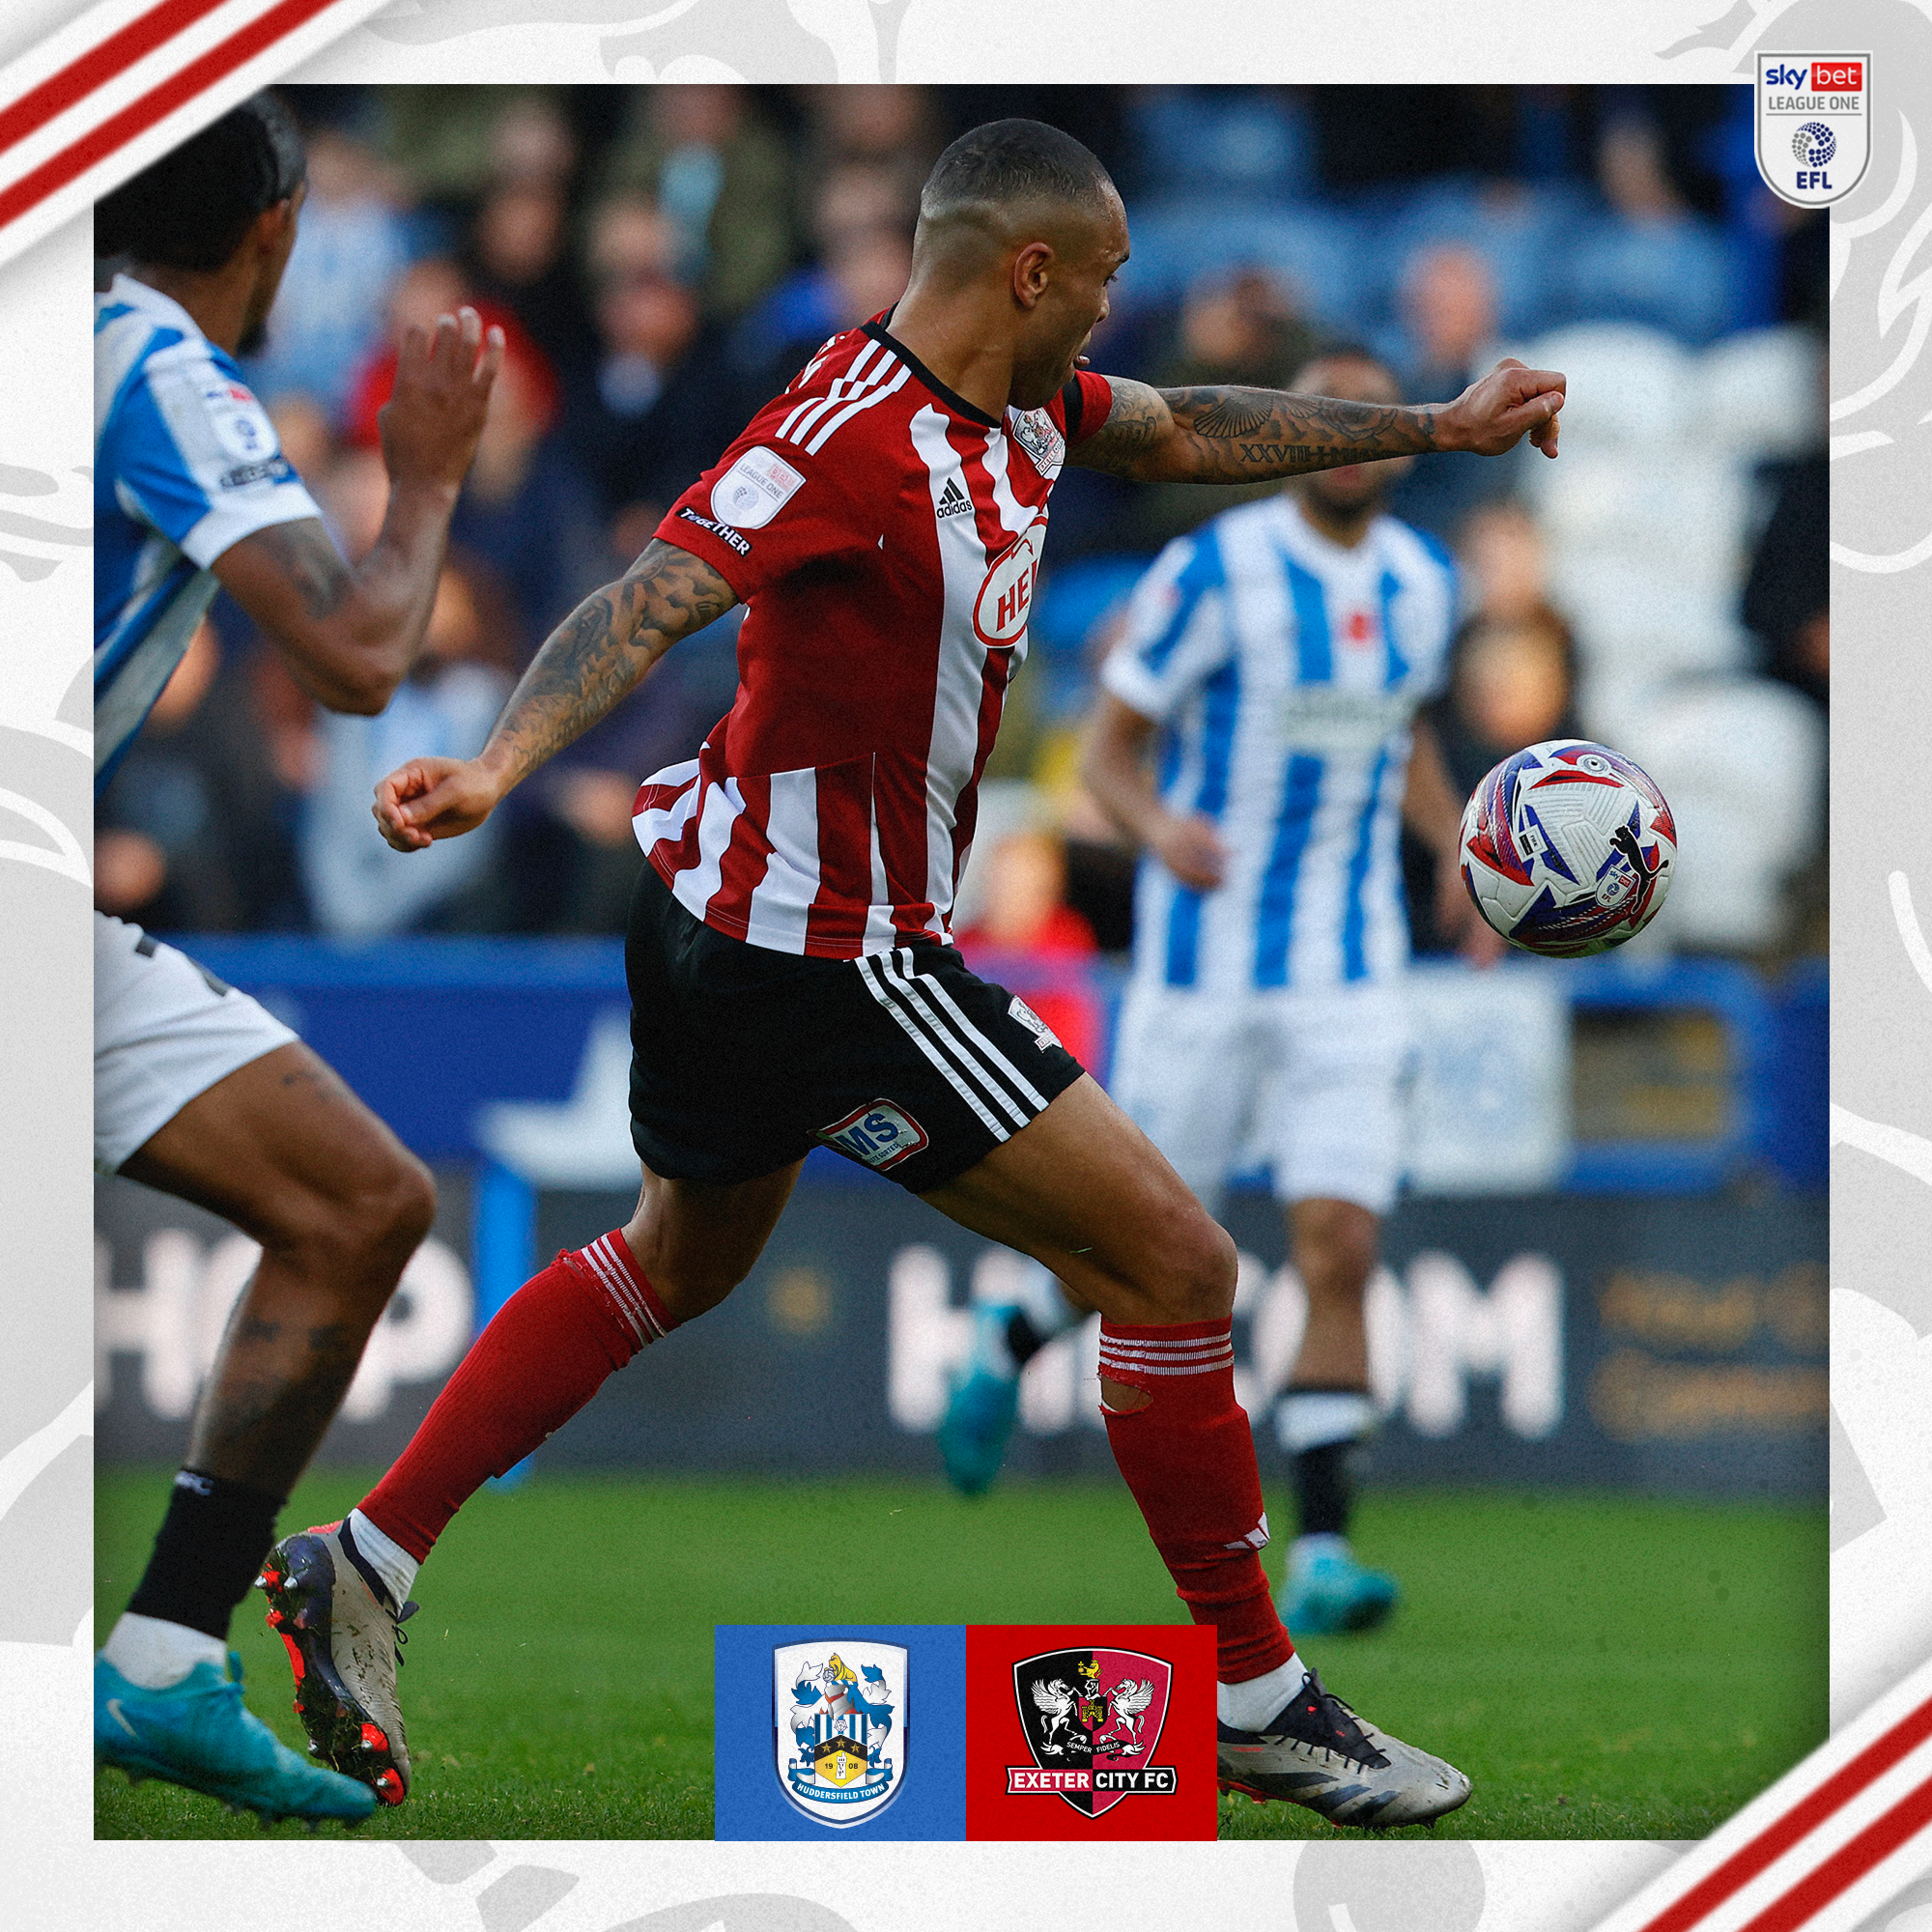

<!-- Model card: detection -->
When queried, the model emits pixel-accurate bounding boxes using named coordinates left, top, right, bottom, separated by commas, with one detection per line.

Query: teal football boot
left=96, top=1650, right=376, bottom=1825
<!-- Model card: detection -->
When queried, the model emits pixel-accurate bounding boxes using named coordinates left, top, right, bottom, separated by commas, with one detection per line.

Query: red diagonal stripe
left=1738, top=1771, right=1932, bottom=1932
left=1639, top=1697, right=1932, bottom=1932
left=0, top=0, right=231, bottom=158
left=0, top=0, right=341, bottom=234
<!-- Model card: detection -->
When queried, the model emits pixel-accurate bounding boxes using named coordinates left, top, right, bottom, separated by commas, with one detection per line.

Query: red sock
left=1098, top=1317, right=1295, bottom=1684
left=360, top=1232, right=671, bottom=1561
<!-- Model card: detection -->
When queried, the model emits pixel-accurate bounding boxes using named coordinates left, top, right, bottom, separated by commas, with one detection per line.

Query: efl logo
left=1755, top=51, right=1870, bottom=207
left=817, top=1100, right=928, bottom=1171
left=964, top=1625, right=1216, bottom=1839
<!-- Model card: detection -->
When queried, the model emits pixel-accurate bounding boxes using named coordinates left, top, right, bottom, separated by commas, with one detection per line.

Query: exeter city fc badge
left=1009, top=1648, right=1177, bottom=1817
left=1756, top=53, right=1869, bottom=208
left=773, top=1642, right=906, bottom=1828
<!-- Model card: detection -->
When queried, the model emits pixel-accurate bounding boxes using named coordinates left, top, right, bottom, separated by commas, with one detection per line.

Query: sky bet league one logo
left=774, top=1642, right=907, bottom=1828
left=1009, top=1648, right=1177, bottom=1818
left=1756, top=54, right=1870, bottom=208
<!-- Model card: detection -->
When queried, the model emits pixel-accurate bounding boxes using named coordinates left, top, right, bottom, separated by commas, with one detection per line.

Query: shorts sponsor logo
left=1009, top=1647, right=1176, bottom=1817
left=818, top=1100, right=929, bottom=1170
left=1007, top=995, right=1062, bottom=1051
left=678, top=504, right=752, bottom=554
left=774, top=1641, right=906, bottom=1828
left=973, top=522, right=1045, bottom=647
left=1008, top=408, right=1065, bottom=476
left=711, top=444, right=805, bottom=530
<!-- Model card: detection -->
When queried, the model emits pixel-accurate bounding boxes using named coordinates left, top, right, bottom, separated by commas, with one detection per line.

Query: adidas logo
left=936, top=477, right=973, bottom=519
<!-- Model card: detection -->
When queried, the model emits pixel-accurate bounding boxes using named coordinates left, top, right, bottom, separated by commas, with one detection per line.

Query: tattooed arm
left=373, top=539, right=739, bottom=851
left=1069, top=358, right=1565, bottom=485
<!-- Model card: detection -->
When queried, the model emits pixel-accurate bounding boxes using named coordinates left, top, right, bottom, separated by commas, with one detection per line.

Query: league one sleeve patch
left=712, top=1624, right=1215, bottom=1841
left=710, top=444, right=805, bottom=531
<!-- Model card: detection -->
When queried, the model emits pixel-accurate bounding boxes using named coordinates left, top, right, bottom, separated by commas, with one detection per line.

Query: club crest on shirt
left=774, top=1642, right=906, bottom=1828
left=1008, top=407, right=1065, bottom=477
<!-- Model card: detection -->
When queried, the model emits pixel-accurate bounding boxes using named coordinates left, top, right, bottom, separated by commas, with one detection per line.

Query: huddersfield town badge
left=774, top=1641, right=907, bottom=1827
left=1756, top=53, right=1869, bottom=208
left=1009, top=1648, right=1177, bottom=1818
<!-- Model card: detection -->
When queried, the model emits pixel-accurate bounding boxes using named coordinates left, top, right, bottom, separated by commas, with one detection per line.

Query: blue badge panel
left=715, top=1624, right=966, bottom=1840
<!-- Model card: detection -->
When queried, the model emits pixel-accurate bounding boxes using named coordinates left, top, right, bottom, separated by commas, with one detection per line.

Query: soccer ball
left=1458, top=739, right=1675, bottom=956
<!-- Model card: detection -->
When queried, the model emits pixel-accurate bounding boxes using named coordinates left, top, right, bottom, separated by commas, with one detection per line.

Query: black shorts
left=625, top=861, right=1087, bottom=1191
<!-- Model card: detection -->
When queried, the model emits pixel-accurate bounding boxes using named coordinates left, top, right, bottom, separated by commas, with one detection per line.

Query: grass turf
left=95, top=1467, right=1825, bottom=1841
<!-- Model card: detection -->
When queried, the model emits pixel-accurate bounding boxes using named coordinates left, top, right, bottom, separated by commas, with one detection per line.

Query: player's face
left=1013, top=191, right=1129, bottom=412
left=1295, top=356, right=1413, bottom=515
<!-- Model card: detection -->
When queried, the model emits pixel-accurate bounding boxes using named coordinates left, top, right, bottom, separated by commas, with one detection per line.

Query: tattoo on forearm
left=1075, top=377, right=1438, bottom=484
left=487, top=539, right=738, bottom=786
left=252, top=520, right=354, bottom=621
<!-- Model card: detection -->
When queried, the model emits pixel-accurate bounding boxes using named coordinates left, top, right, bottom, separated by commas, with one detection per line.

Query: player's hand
left=1435, top=852, right=1508, bottom=967
left=373, top=754, right=504, bottom=850
left=379, top=305, right=504, bottom=494
left=1436, top=357, right=1564, bottom=460
left=1152, top=814, right=1230, bottom=892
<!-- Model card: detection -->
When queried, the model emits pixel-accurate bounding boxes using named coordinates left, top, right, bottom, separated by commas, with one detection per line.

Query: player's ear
left=1010, top=240, right=1054, bottom=311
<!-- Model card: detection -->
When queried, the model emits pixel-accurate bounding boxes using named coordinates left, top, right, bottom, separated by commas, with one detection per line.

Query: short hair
left=96, top=93, right=306, bottom=271
left=920, top=119, right=1114, bottom=224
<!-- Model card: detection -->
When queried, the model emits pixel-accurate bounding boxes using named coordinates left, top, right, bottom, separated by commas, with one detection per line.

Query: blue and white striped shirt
left=1102, top=495, right=1457, bottom=995
left=95, top=273, right=321, bottom=792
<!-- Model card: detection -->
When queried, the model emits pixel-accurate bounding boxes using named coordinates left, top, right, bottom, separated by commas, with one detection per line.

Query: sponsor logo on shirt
left=711, top=443, right=806, bottom=530
left=679, top=505, right=752, bottom=555
left=973, top=522, right=1046, bottom=647
left=1008, top=408, right=1065, bottom=477
left=218, top=456, right=294, bottom=491
left=200, top=381, right=277, bottom=464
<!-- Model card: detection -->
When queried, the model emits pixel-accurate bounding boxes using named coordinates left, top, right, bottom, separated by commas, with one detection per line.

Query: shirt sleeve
left=106, top=343, right=322, bottom=567
left=1098, top=526, right=1235, bottom=723
left=655, top=392, right=878, bottom=603
left=1055, top=369, right=1118, bottom=448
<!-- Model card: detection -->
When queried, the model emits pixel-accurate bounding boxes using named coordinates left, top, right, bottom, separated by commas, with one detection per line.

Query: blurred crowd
left=96, top=84, right=1828, bottom=966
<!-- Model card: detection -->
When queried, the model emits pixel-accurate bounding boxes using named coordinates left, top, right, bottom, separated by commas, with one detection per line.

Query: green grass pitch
left=95, top=1466, right=1825, bottom=1841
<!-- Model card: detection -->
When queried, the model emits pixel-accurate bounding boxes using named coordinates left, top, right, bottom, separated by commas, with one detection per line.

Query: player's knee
left=275, top=1145, right=435, bottom=1288
left=1146, top=1211, right=1238, bottom=1323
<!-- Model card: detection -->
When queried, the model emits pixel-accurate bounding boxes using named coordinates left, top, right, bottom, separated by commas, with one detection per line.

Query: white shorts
left=95, top=913, right=298, bottom=1174
left=1110, top=980, right=1410, bottom=1216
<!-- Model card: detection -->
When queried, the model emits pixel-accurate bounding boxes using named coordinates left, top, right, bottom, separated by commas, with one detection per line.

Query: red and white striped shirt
left=638, top=320, right=1113, bottom=959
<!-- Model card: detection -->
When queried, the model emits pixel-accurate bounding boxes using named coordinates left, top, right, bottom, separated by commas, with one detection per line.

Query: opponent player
left=266, top=120, right=1559, bottom=1826
left=1052, top=348, right=1501, bottom=1635
left=93, top=96, right=499, bottom=1824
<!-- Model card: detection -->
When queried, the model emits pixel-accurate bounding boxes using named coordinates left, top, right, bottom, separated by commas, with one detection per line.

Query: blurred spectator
left=729, top=158, right=918, bottom=396
left=301, top=556, right=516, bottom=939
left=96, top=622, right=309, bottom=930
left=1570, top=115, right=1734, bottom=343
left=1383, top=244, right=1519, bottom=542
left=1741, top=340, right=1827, bottom=712
left=1455, top=498, right=1548, bottom=623
left=599, top=88, right=793, bottom=319
left=796, top=86, right=939, bottom=209
left=467, top=179, right=600, bottom=389
left=1125, top=269, right=1314, bottom=547
left=378, top=87, right=573, bottom=207
left=568, top=195, right=744, bottom=541
left=246, top=124, right=412, bottom=416
left=955, top=829, right=1105, bottom=1070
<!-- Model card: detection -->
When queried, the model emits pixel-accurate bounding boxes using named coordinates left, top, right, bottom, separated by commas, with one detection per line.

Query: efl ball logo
left=1756, top=52, right=1869, bottom=207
